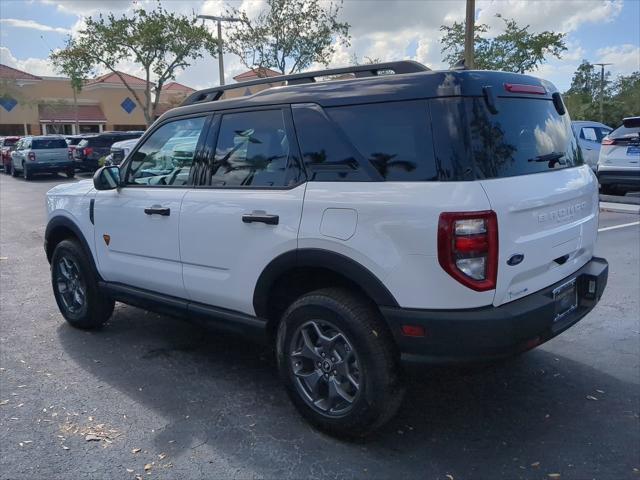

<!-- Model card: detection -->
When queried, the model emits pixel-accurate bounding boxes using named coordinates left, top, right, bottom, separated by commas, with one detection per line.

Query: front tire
left=276, top=288, right=404, bottom=437
left=51, top=239, right=114, bottom=329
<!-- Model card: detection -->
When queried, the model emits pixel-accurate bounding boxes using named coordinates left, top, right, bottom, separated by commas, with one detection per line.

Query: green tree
left=50, top=40, right=95, bottom=134
left=224, top=0, right=350, bottom=75
left=440, top=14, right=566, bottom=73
left=54, top=4, right=217, bottom=126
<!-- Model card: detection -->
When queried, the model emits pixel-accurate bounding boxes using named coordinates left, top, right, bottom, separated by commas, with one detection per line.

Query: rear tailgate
left=443, top=81, right=598, bottom=307
left=33, top=148, right=70, bottom=163
left=481, top=167, right=598, bottom=306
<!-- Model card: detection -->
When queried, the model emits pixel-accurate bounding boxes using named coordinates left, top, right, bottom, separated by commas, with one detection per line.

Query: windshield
left=464, top=97, right=579, bottom=178
left=32, top=138, right=68, bottom=149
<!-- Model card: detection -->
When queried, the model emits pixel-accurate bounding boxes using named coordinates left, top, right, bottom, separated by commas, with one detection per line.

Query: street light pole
left=464, top=0, right=475, bottom=69
left=197, top=14, right=242, bottom=86
left=594, top=62, right=612, bottom=124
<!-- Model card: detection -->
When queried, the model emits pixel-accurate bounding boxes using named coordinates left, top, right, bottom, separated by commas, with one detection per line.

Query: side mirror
left=93, top=165, right=121, bottom=190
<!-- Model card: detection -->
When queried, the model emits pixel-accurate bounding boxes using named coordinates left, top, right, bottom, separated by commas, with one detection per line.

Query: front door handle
left=242, top=212, right=279, bottom=225
left=144, top=206, right=171, bottom=216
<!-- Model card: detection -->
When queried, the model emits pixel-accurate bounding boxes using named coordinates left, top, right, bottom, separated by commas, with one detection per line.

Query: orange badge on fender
left=103, top=234, right=111, bottom=246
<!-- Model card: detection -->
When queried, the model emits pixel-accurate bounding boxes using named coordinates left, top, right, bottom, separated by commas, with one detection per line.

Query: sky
left=0, top=0, right=638, bottom=93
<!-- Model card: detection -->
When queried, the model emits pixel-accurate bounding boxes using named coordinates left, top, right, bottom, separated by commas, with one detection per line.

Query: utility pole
left=464, top=0, right=475, bottom=69
left=594, top=62, right=612, bottom=124
left=197, top=15, right=242, bottom=86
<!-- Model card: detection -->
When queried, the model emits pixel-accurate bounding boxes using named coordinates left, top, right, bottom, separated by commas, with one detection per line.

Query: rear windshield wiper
left=528, top=152, right=566, bottom=167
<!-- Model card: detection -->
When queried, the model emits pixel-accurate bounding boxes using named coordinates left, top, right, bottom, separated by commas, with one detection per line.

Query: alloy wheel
left=289, top=320, right=361, bottom=417
left=54, top=255, right=87, bottom=315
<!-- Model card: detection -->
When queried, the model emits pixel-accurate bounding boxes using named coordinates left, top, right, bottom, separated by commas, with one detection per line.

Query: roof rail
left=181, top=60, right=430, bottom=106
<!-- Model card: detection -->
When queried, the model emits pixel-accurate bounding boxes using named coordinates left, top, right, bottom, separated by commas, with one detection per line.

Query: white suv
left=45, top=62, right=608, bottom=437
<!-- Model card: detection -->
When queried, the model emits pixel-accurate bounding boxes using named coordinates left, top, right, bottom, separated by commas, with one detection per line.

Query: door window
left=125, top=116, right=206, bottom=186
left=210, top=110, right=292, bottom=187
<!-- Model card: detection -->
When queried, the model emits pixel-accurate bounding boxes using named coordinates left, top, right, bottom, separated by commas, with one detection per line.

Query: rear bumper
left=597, top=168, right=640, bottom=186
left=74, top=157, right=99, bottom=171
left=381, top=257, right=608, bottom=365
left=27, top=161, right=74, bottom=173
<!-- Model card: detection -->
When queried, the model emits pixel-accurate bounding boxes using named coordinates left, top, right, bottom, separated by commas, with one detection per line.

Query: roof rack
left=181, top=60, right=430, bottom=106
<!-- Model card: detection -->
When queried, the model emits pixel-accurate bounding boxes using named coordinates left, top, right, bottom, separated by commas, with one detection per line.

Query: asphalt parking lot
left=1, top=172, right=638, bottom=480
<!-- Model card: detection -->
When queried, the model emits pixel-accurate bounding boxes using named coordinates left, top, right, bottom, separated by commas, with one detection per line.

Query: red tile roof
left=86, top=71, right=152, bottom=86
left=233, top=67, right=282, bottom=81
left=162, top=81, right=195, bottom=92
left=0, top=63, right=41, bottom=81
left=39, top=104, right=107, bottom=122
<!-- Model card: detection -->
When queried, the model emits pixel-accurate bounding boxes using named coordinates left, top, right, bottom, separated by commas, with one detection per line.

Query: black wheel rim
left=289, top=320, right=361, bottom=417
left=54, top=255, right=86, bottom=315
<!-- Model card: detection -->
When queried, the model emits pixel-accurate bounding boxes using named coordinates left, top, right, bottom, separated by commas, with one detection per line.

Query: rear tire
left=4, top=163, right=11, bottom=175
left=51, top=239, right=114, bottom=330
left=11, top=164, right=19, bottom=177
left=66, top=169, right=75, bottom=178
left=600, top=184, right=615, bottom=195
left=276, top=288, right=404, bottom=437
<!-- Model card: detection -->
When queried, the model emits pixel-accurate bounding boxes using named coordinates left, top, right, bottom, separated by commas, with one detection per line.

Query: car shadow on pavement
left=57, top=304, right=639, bottom=479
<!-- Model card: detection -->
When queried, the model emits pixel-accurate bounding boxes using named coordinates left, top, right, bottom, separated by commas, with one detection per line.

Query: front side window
left=210, top=110, right=292, bottom=187
left=126, top=116, right=206, bottom=186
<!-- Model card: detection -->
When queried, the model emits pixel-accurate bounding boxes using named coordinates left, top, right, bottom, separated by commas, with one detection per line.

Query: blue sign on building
left=0, top=97, right=18, bottom=112
left=121, top=97, right=136, bottom=114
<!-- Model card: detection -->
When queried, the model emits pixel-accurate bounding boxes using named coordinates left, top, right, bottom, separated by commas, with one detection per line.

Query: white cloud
left=0, top=46, right=58, bottom=77
left=596, top=44, right=640, bottom=76
left=0, top=18, right=71, bottom=34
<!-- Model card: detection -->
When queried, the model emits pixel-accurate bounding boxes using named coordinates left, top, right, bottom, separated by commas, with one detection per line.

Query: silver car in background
left=10, top=136, right=75, bottom=180
left=572, top=121, right=612, bottom=171
left=597, top=117, right=640, bottom=195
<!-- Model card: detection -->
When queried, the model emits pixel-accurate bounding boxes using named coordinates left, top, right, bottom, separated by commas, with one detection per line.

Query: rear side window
left=432, top=97, right=580, bottom=180
left=210, top=110, right=293, bottom=187
left=292, top=105, right=372, bottom=181
left=327, top=101, right=437, bottom=181
left=32, top=138, right=67, bottom=149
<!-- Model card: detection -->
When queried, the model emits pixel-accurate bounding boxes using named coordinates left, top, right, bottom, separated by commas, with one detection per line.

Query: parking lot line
left=598, top=221, right=640, bottom=232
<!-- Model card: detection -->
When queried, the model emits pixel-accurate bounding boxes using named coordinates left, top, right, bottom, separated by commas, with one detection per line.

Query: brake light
left=504, top=83, right=546, bottom=95
left=83, top=147, right=93, bottom=157
left=601, top=137, right=615, bottom=145
left=438, top=211, right=498, bottom=291
left=28, top=152, right=36, bottom=161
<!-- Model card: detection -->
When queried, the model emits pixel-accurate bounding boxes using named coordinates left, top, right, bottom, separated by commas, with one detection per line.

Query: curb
left=599, top=202, right=640, bottom=214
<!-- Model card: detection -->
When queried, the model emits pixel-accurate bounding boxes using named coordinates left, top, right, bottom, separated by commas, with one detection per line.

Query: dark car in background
left=1, top=136, right=21, bottom=174
left=72, top=131, right=143, bottom=172
left=65, top=135, right=89, bottom=157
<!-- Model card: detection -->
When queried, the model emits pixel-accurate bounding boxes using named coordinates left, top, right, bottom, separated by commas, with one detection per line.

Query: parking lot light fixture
left=197, top=15, right=242, bottom=86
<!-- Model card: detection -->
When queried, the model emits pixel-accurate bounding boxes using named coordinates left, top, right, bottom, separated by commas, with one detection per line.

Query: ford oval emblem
left=507, top=254, right=524, bottom=266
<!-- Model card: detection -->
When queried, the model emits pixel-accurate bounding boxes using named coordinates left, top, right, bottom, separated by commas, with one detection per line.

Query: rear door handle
left=144, top=206, right=171, bottom=216
left=242, top=212, right=279, bottom=225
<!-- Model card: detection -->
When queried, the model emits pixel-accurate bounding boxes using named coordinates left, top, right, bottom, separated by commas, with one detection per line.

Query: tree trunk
left=73, top=89, right=80, bottom=134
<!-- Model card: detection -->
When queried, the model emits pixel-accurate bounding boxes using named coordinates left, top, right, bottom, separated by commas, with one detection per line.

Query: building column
left=23, top=122, right=28, bottom=135
left=99, top=124, right=104, bottom=133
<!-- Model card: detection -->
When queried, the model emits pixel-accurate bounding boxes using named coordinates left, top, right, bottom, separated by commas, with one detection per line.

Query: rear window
left=66, top=137, right=84, bottom=146
left=610, top=125, right=640, bottom=140
left=3, top=138, right=18, bottom=146
left=431, top=97, right=580, bottom=180
left=32, top=138, right=67, bottom=149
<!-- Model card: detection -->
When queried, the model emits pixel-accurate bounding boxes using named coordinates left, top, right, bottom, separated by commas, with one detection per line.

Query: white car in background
left=105, top=137, right=141, bottom=166
left=597, top=117, right=640, bottom=195
left=572, top=121, right=612, bottom=171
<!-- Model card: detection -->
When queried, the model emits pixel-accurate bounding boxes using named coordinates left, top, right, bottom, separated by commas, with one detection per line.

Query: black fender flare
left=253, top=248, right=399, bottom=318
left=45, top=216, right=100, bottom=279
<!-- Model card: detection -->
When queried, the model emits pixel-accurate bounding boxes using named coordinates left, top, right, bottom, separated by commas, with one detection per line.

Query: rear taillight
left=83, top=147, right=93, bottom=157
left=601, top=137, right=615, bottom=145
left=438, top=211, right=498, bottom=291
left=28, top=152, right=36, bottom=161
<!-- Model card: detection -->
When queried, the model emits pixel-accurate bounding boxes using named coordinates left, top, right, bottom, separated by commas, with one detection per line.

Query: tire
left=4, top=163, right=11, bottom=175
left=11, top=164, right=19, bottom=177
left=276, top=288, right=405, bottom=437
left=600, top=184, right=615, bottom=195
left=22, top=163, right=31, bottom=181
left=66, top=169, right=75, bottom=178
left=51, top=239, right=114, bottom=330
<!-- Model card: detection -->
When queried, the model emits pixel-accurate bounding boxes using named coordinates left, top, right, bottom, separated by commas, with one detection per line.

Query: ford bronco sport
left=45, top=61, right=608, bottom=437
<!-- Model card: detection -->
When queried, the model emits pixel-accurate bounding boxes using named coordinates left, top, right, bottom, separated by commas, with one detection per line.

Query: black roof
left=160, top=61, right=559, bottom=122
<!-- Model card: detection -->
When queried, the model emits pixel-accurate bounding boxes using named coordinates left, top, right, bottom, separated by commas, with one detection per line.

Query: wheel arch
left=254, top=249, right=399, bottom=332
left=45, top=216, right=99, bottom=279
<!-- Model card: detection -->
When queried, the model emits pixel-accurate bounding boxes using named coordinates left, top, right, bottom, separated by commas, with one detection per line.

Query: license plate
left=627, top=146, right=640, bottom=156
left=553, top=278, right=577, bottom=322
